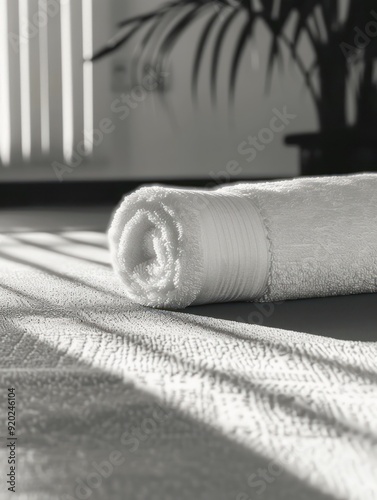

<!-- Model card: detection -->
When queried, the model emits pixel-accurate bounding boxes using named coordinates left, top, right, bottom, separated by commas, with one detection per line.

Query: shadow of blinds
left=0, top=0, right=95, bottom=167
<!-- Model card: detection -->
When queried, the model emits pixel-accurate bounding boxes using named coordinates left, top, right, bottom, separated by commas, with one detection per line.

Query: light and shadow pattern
left=0, top=229, right=376, bottom=500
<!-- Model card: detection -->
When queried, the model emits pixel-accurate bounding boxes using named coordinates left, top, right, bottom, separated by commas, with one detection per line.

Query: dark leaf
left=192, top=11, right=220, bottom=98
left=210, top=8, right=241, bottom=103
left=229, top=16, right=255, bottom=101
left=130, top=7, right=183, bottom=85
left=153, top=2, right=210, bottom=73
left=91, top=23, right=142, bottom=61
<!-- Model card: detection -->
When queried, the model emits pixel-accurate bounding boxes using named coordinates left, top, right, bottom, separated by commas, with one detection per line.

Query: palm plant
left=94, top=0, right=377, bottom=174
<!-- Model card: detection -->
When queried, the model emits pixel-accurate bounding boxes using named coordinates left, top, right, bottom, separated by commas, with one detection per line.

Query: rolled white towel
left=108, top=174, right=377, bottom=309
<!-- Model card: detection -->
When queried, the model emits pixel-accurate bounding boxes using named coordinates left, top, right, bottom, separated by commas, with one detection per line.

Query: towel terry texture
left=109, top=174, right=377, bottom=308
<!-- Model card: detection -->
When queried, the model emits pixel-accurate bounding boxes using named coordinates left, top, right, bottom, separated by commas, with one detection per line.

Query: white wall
left=108, top=0, right=318, bottom=180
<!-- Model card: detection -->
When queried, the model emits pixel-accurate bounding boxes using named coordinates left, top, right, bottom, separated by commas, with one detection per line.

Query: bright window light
left=60, top=0, right=74, bottom=163
left=39, top=0, right=50, bottom=155
left=0, top=0, right=11, bottom=166
left=82, top=0, right=94, bottom=156
left=19, top=0, right=32, bottom=161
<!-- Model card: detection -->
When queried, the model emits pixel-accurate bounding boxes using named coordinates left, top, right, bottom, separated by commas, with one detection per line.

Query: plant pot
left=285, top=129, right=377, bottom=176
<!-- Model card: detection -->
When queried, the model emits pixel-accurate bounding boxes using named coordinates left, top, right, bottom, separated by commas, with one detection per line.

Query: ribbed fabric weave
left=195, top=193, right=269, bottom=305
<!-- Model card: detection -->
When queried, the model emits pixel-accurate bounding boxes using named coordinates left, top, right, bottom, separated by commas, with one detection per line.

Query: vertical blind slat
left=39, top=0, right=50, bottom=156
left=28, top=0, right=42, bottom=161
left=0, top=0, right=12, bottom=166
left=82, top=0, right=94, bottom=156
left=7, top=0, right=23, bottom=165
left=47, top=0, right=64, bottom=162
left=18, top=0, right=32, bottom=161
left=60, top=0, right=74, bottom=163
left=70, top=0, right=84, bottom=159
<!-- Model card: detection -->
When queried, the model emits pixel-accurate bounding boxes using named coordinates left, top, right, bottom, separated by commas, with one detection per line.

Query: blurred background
left=1, top=0, right=376, bottom=193
left=0, top=0, right=318, bottom=187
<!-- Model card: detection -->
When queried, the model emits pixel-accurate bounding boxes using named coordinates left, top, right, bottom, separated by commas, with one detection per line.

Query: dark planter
left=285, top=128, right=377, bottom=176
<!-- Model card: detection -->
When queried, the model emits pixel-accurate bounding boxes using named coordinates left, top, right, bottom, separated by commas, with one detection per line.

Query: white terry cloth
left=108, top=173, right=377, bottom=309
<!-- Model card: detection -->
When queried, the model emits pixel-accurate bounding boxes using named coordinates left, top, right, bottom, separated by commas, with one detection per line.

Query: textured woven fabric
left=0, top=231, right=376, bottom=500
left=109, top=174, right=377, bottom=309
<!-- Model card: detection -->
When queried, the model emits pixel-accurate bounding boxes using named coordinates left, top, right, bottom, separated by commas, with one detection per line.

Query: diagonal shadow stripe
left=10, top=234, right=111, bottom=268
left=0, top=321, right=342, bottom=500
left=58, top=232, right=109, bottom=250
left=0, top=249, right=122, bottom=300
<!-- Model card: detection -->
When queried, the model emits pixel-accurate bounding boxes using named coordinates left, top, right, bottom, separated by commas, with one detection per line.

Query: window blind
left=0, top=0, right=94, bottom=167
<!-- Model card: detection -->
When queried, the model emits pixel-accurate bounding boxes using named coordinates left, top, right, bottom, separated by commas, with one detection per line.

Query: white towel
left=108, top=173, right=377, bottom=308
